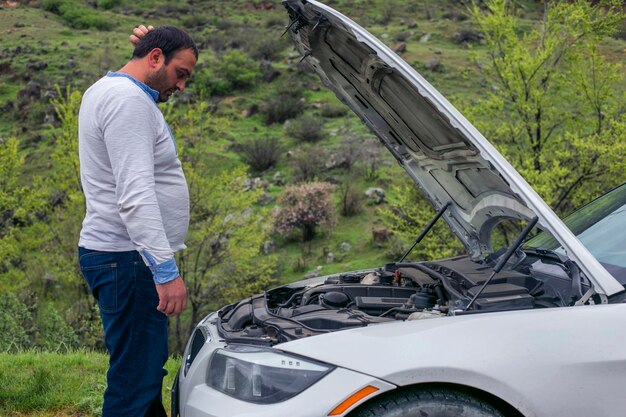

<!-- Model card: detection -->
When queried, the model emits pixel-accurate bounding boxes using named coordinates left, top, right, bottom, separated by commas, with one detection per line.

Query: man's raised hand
left=129, top=25, right=154, bottom=46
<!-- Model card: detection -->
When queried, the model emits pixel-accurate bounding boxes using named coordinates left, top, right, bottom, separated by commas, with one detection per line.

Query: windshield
left=525, top=184, right=626, bottom=284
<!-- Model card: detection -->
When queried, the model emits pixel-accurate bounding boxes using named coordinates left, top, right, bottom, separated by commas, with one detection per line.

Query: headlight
left=206, top=345, right=333, bottom=404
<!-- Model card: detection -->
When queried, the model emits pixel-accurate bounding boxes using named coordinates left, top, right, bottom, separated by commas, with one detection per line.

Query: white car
left=173, top=1, right=626, bottom=416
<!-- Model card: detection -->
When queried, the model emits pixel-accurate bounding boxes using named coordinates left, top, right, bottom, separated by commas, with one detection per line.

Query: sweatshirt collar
left=107, top=71, right=160, bottom=103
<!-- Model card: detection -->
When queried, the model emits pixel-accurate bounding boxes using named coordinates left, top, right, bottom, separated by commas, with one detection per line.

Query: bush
left=35, top=303, right=79, bottom=352
left=0, top=293, right=32, bottom=352
left=246, top=36, right=290, bottom=61
left=320, top=103, right=348, bottom=118
left=42, top=0, right=113, bottom=30
left=240, top=136, right=282, bottom=172
left=263, top=93, right=305, bottom=125
left=339, top=183, right=363, bottom=217
left=285, top=114, right=325, bottom=142
left=290, top=149, right=324, bottom=182
left=274, top=182, right=336, bottom=241
left=98, top=0, right=123, bottom=10
left=189, top=51, right=261, bottom=97
left=217, top=50, right=261, bottom=90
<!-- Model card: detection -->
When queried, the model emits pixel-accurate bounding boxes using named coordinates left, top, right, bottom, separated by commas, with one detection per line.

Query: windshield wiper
left=465, top=217, right=538, bottom=311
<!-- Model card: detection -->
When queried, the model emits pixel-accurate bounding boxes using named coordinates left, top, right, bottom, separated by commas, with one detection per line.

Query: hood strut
left=465, top=217, right=538, bottom=311
left=399, top=202, right=451, bottom=263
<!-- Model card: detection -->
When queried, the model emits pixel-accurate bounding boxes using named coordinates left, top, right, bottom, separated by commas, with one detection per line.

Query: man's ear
left=147, top=48, right=164, bottom=69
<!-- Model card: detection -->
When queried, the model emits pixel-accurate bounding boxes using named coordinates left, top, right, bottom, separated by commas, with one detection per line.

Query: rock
left=392, top=42, right=407, bottom=54
left=257, top=192, right=274, bottom=205
left=393, top=31, right=412, bottom=42
left=0, top=61, right=10, bottom=75
left=339, top=242, right=352, bottom=253
left=372, top=226, right=390, bottom=245
left=304, top=266, right=323, bottom=279
left=260, top=60, right=281, bottom=83
left=272, top=171, right=285, bottom=186
left=241, top=104, right=259, bottom=118
left=0, top=100, right=14, bottom=114
left=43, top=89, right=59, bottom=100
left=454, top=30, right=484, bottom=45
left=326, top=252, right=334, bottom=264
left=17, top=80, right=42, bottom=102
left=425, top=58, right=444, bottom=73
left=44, top=108, right=58, bottom=125
left=243, top=177, right=267, bottom=191
left=365, top=187, right=385, bottom=204
left=262, top=239, right=276, bottom=254
left=26, top=60, right=47, bottom=71
left=419, top=33, right=431, bottom=43
left=324, top=153, right=348, bottom=170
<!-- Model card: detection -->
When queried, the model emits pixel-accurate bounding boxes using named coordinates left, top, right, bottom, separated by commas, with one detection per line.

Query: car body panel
left=278, top=303, right=626, bottom=417
left=178, top=316, right=397, bottom=417
left=283, top=0, right=623, bottom=296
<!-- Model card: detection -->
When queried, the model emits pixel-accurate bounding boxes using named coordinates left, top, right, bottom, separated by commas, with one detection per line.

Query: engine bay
left=216, top=254, right=591, bottom=346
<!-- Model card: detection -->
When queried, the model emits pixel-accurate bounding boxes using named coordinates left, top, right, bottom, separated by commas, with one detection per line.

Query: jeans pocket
left=80, top=254, right=119, bottom=313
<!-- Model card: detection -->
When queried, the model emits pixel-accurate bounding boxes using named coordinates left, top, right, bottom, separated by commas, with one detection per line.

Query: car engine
left=216, top=255, right=588, bottom=346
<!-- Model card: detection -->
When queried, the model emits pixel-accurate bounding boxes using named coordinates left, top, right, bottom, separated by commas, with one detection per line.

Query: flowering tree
left=274, top=182, right=336, bottom=241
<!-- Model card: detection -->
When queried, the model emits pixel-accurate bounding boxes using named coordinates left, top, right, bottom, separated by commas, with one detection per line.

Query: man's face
left=146, top=48, right=197, bottom=102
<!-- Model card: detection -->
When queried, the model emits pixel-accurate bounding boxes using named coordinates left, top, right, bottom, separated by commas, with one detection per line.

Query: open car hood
left=283, top=0, right=623, bottom=296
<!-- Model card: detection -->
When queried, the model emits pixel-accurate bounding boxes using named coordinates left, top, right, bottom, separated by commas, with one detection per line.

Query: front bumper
left=177, top=314, right=396, bottom=417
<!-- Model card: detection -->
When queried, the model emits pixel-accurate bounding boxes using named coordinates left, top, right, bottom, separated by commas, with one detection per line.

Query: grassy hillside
left=0, top=351, right=179, bottom=416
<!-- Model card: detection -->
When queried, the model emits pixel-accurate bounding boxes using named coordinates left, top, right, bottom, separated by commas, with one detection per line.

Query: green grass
left=0, top=351, right=180, bottom=417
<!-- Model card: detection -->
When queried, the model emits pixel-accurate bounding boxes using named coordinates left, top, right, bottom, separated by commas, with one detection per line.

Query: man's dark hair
left=132, top=26, right=199, bottom=64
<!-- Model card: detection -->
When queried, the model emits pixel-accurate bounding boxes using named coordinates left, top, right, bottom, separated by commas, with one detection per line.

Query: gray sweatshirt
left=78, top=72, right=189, bottom=284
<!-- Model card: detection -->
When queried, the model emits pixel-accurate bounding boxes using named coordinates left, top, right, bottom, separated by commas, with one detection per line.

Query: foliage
left=0, top=137, right=47, bottom=283
left=290, top=148, right=325, bottom=183
left=0, top=293, right=79, bottom=353
left=338, top=182, right=363, bottom=217
left=240, top=135, right=282, bottom=172
left=42, top=0, right=113, bottom=30
left=0, top=293, right=32, bottom=353
left=274, top=182, right=336, bottom=241
left=262, top=86, right=306, bottom=125
left=285, top=114, right=325, bottom=143
left=190, top=50, right=261, bottom=97
left=172, top=104, right=278, bottom=350
left=320, top=103, right=348, bottom=118
left=98, top=0, right=124, bottom=10
left=466, top=0, right=626, bottom=213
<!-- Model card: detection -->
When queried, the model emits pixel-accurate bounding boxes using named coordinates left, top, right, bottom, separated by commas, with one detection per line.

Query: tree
left=171, top=104, right=278, bottom=351
left=274, top=182, right=336, bottom=241
left=465, top=0, right=626, bottom=213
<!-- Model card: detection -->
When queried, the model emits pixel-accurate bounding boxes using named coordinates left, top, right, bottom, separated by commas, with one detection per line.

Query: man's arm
left=101, top=93, right=186, bottom=316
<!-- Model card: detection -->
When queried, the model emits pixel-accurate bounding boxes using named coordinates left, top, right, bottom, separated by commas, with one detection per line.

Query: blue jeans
left=79, top=247, right=168, bottom=417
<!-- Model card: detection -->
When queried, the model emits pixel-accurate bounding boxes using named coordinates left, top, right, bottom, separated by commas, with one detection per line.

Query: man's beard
left=145, top=66, right=176, bottom=102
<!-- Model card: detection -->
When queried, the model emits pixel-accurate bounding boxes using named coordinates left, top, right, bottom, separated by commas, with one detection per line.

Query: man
left=77, top=26, right=197, bottom=417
